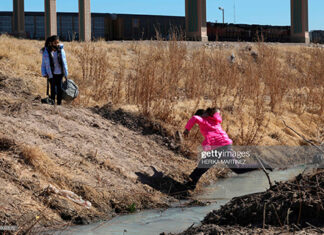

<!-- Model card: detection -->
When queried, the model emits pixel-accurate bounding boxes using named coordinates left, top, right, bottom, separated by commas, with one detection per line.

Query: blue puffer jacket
left=41, top=44, right=68, bottom=79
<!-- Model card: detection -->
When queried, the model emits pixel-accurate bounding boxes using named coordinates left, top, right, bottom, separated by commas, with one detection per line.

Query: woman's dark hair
left=41, top=35, right=59, bottom=53
left=194, top=109, right=205, bottom=117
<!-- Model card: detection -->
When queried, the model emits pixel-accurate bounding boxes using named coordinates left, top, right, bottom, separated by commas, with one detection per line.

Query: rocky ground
left=167, top=169, right=324, bottom=235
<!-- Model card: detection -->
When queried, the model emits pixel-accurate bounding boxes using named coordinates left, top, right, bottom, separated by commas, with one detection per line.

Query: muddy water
left=56, top=166, right=309, bottom=235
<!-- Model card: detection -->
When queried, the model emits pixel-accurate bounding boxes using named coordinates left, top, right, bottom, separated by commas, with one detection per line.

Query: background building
left=310, top=30, right=324, bottom=44
left=0, top=11, right=185, bottom=41
left=0, top=11, right=323, bottom=43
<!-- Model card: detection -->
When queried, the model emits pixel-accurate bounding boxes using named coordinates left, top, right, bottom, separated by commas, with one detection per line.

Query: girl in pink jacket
left=183, top=107, right=272, bottom=190
left=184, top=108, right=232, bottom=150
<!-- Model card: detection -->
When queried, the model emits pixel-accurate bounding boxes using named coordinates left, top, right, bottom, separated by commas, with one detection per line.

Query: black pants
left=50, top=74, right=63, bottom=105
left=189, top=145, right=261, bottom=184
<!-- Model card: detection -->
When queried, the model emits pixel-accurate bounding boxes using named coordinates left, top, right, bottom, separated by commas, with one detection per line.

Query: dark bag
left=41, top=78, right=54, bottom=105
left=62, top=78, right=79, bottom=101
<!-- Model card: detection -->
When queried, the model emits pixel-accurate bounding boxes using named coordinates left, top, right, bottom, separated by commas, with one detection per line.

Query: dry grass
left=1, top=34, right=323, bottom=151
left=39, top=132, right=56, bottom=140
left=20, top=145, right=58, bottom=178
left=19, top=145, right=73, bottom=190
left=18, top=145, right=114, bottom=207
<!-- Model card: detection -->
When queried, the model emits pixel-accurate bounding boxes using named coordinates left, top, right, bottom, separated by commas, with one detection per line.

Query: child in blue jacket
left=41, top=35, right=68, bottom=105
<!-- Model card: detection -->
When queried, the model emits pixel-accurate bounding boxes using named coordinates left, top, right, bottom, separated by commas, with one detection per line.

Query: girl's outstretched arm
left=185, top=115, right=204, bottom=131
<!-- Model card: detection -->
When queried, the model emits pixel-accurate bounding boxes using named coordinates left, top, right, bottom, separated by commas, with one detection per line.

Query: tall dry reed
left=1, top=34, right=323, bottom=149
left=69, top=38, right=323, bottom=148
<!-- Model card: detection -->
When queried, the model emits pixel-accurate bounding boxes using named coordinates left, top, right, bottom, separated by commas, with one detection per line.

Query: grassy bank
left=0, top=35, right=323, bottom=151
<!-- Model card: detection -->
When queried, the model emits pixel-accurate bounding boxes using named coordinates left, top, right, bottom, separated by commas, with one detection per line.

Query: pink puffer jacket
left=185, top=112, right=233, bottom=150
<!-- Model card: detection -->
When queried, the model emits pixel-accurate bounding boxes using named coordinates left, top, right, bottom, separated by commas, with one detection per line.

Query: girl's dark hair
left=194, top=109, right=205, bottom=117
left=206, top=107, right=217, bottom=116
left=41, top=35, right=59, bottom=53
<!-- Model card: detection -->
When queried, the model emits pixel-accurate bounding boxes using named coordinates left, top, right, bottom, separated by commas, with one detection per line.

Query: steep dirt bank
left=0, top=73, right=229, bottom=233
left=168, top=169, right=324, bottom=235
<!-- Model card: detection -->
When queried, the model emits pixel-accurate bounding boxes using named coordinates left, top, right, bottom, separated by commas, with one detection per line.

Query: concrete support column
left=13, top=0, right=25, bottom=37
left=291, top=0, right=309, bottom=43
left=44, top=0, right=57, bottom=39
left=79, top=0, right=91, bottom=41
left=185, top=0, right=208, bottom=41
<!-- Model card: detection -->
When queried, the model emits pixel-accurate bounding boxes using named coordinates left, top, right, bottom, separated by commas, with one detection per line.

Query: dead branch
left=271, top=203, right=283, bottom=227
left=255, top=156, right=273, bottom=187
left=305, top=222, right=324, bottom=233
left=263, top=202, right=267, bottom=229
left=282, top=119, right=324, bottom=155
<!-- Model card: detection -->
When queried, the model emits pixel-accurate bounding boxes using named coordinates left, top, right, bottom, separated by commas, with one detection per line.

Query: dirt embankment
left=0, top=73, right=227, bottom=233
left=168, top=170, right=324, bottom=235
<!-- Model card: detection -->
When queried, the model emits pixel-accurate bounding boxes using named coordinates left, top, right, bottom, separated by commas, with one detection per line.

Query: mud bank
left=169, top=169, right=324, bottom=235
left=0, top=74, right=229, bottom=233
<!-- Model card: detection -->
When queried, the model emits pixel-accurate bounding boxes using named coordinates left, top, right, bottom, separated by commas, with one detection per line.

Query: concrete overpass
left=12, top=0, right=91, bottom=41
left=12, top=0, right=309, bottom=43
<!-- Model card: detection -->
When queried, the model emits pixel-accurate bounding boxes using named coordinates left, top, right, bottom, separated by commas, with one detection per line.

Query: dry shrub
left=303, top=48, right=324, bottom=115
left=20, top=145, right=70, bottom=188
left=72, top=42, right=112, bottom=105
left=20, top=145, right=54, bottom=177
left=285, top=47, right=324, bottom=115
left=256, top=43, right=287, bottom=113
left=127, top=39, right=187, bottom=121
left=86, top=40, right=322, bottom=146
left=19, top=145, right=115, bottom=215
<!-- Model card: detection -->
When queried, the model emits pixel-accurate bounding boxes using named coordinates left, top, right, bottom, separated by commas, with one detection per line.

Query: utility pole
left=218, top=7, right=224, bottom=24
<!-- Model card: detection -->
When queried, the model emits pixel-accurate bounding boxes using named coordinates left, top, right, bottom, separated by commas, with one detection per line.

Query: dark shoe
left=258, top=158, right=273, bottom=172
left=184, top=180, right=197, bottom=190
left=41, top=97, right=54, bottom=105
left=189, top=168, right=207, bottom=183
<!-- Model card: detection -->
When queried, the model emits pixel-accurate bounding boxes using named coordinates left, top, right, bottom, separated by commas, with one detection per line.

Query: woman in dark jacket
left=41, top=35, right=68, bottom=105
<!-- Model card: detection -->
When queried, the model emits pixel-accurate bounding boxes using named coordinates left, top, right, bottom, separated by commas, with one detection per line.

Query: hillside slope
left=0, top=73, right=219, bottom=231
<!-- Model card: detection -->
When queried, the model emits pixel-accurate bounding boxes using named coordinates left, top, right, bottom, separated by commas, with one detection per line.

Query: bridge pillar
left=12, top=0, right=25, bottom=37
left=44, top=0, right=57, bottom=39
left=79, top=0, right=91, bottom=41
left=185, top=0, right=208, bottom=41
left=291, top=0, right=309, bottom=43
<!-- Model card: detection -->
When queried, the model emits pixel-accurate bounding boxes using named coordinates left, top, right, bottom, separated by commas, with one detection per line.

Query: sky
left=0, top=0, right=323, bottom=30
